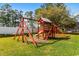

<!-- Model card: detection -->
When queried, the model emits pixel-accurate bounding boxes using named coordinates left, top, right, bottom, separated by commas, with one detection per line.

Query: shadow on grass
left=48, top=37, right=70, bottom=40
left=0, top=34, right=14, bottom=38
left=65, top=33, right=79, bottom=35
left=0, top=34, right=29, bottom=38
left=37, top=37, right=70, bottom=47
left=0, top=34, right=70, bottom=48
left=18, top=36, right=70, bottom=47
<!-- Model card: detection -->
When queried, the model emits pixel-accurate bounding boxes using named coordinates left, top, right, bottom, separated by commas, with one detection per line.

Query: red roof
left=38, top=17, right=52, bottom=24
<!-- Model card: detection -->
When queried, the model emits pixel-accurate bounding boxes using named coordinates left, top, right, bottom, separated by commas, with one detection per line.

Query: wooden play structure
left=14, top=17, right=68, bottom=46
left=36, top=17, right=66, bottom=40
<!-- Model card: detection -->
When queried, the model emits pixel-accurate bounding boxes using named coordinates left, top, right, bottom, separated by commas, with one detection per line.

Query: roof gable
left=39, top=17, right=52, bottom=23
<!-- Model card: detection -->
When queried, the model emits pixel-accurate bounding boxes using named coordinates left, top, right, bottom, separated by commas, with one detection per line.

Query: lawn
left=0, top=34, right=79, bottom=56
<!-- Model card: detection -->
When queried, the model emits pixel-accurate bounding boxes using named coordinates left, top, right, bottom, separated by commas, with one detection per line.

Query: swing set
left=14, top=17, right=37, bottom=46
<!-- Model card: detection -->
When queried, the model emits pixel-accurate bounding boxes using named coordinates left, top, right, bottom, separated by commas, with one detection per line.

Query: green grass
left=0, top=34, right=79, bottom=56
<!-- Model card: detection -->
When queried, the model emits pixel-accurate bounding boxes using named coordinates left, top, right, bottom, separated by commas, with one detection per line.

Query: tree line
left=0, top=4, right=33, bottom=27
left=0, top=3, right=79, bottom=31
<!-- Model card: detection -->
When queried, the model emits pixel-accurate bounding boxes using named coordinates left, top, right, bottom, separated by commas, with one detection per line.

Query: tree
left=0, top=4, right=12, bottom=26
left=35, top=3, right=76, bottom=31
left=25, top=11, right=34, bottom=33
left=25, top=11, right=33, bottom=18
left=0, top=4, right=22, bottom=27
left=74, top=14, right=79, bottom=22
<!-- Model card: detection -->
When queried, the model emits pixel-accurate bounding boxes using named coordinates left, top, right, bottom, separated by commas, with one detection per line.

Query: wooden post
left=42, top=25, right=45, bottom=40
left=38, top=23, right=39, bottom=40
left=21, top=18, right=24, bottom=42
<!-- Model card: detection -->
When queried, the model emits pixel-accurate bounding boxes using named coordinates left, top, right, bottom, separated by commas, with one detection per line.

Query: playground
left=0, top=3, right=79, bottom=56
left=0, top=17, right=78, bottom=56
left=0, top=34, right=79, bottom=56
left=0, top=16, right=78, bottom=56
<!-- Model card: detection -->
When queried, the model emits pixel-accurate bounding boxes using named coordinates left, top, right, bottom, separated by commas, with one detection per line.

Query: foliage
left=74, top=14, right=79, bottom=22
left=0, top=4, right=23, bottom=27
left=35, top=3, right=76, bottom=30
left=0, top=3, right=77, bottom=29
left=25, top=11, right=33, bottom=18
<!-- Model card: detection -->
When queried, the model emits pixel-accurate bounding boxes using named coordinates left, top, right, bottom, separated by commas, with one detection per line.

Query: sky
left=0, top=3, right=79, bottom=16
left=66, top=3, right=79, bottom=15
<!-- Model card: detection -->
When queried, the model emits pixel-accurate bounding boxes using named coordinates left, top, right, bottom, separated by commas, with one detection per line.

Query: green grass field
left=0, top=34, right=79, bottom=56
